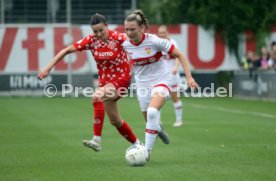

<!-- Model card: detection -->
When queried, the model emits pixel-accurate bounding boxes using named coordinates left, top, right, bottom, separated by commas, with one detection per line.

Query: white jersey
left=122, top=33, right=175, bottom=87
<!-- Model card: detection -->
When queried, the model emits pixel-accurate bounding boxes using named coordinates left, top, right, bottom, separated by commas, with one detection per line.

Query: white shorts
left=136, top=79, right=173, bottom=112
left=169, top=73, right=181, bottom=92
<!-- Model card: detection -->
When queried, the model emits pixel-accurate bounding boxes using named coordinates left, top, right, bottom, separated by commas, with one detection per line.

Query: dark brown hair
left=90, top=13, right=107, bottom=25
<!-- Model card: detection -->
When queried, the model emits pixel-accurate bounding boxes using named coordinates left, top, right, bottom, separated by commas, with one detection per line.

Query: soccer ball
left=125, top=144, right=148, bottom=166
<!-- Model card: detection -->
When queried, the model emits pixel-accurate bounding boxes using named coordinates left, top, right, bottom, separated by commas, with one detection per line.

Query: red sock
left=116, top=120, right=137, bottom=144
left=93, top=101, right=105, bottom=136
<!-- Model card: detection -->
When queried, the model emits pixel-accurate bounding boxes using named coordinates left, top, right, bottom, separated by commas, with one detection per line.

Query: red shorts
left=99, top=77, right=131, bottom=100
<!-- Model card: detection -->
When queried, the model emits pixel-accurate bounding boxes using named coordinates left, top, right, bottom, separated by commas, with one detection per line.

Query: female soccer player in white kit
left=158, top=25, right=184, bottom=127
left=123, top=10, right=199, bottom=158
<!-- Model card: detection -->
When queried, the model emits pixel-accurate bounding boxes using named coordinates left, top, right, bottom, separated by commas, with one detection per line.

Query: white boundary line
left=189, top=103, right=276, bottom=119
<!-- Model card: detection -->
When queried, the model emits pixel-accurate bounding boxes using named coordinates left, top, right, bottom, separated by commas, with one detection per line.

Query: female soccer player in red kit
left=38, top=13, right=141, bottom=151
left=123, top=10, right=199, bottom=159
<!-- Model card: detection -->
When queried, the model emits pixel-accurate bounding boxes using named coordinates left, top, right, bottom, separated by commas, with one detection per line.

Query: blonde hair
left=125, top=9, right=149, bottom=32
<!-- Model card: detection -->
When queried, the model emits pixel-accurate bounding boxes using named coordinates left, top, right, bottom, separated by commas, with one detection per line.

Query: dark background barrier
left=0, top=73, right=94, bottom=96
left=3, top=71, right=275, bottom=99
left=233, top=70, right=276, bottom=99
left=0, top=72, right=231, bottom=96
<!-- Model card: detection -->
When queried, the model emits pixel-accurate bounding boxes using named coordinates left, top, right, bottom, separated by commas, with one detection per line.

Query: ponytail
left=125, top=9, right=149, bottom=32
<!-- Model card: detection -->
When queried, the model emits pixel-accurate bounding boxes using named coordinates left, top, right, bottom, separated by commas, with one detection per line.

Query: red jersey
left=73, top=30, right=131, bottom=84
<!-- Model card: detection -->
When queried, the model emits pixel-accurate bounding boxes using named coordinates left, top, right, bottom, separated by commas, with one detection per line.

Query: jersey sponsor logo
left=145, top=47, right=152, bottom=55
left=133, top=57, right=157, bottom=66
left=160, top=39, right=170, bottom=49
left=131, top=52, right=162, bottom=66
left=126, top=51, right=133, bottom=56
left=98, top=51, right=114, bottom=57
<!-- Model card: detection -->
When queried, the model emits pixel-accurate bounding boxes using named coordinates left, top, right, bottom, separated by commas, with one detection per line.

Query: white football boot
left=82, top=139, right=101, bottom=152
left=173, top=121, right=183, bottom=127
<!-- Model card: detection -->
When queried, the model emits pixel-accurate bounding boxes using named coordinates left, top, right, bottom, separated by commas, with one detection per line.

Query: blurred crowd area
left=241, top=41, right=276, bottom=74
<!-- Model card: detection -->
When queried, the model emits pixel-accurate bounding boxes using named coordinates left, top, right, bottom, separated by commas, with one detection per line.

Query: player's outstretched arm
left=171, top=48, right=199, bottom=89
left=37, top=45, right=77, bottom=80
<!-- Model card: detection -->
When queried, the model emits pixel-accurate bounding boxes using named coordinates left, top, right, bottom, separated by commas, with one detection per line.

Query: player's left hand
left=187, top=76, right=199, bottom=90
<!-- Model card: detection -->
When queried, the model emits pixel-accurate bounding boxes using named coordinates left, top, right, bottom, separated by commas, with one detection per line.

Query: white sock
left=158, top=110, right=163, bottom=125
left=133, top=139, right=141, bottom=145
left=174, top=101, right=183, bottom=122
left=145, top=107, right=160, bottom=152
left=93, top=136, right=101, bottom=143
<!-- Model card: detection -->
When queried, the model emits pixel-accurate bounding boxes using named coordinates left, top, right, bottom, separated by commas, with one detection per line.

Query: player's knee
left=93, top=90, right=117, bottom=102
left=92, top=91, right=103, bottom=103
left=92, top=89, right=106, bottom=102
left=92, top=95, right=101, bottom=103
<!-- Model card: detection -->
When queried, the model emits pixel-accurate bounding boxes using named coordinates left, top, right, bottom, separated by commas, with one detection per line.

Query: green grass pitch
left=0, top=97, right=276, bottom=180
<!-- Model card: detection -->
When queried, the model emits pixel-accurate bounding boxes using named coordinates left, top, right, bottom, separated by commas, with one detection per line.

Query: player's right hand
left=37, top=67, right=51, bottom=80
